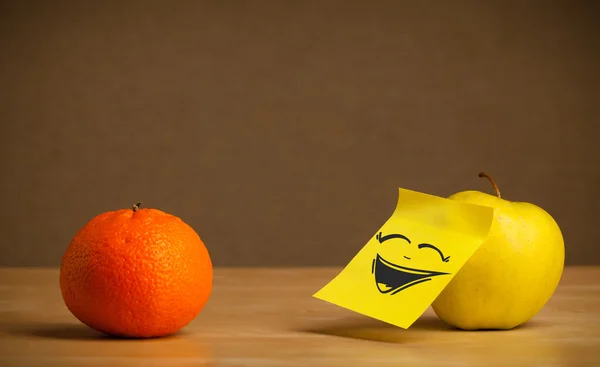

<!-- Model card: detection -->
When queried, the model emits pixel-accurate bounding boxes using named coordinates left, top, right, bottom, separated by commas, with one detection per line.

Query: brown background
left=1, top=0, right=598, bottom=267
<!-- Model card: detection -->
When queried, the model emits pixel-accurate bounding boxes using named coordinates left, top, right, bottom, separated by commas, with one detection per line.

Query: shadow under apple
left=300, top=315, right=547, bottom=344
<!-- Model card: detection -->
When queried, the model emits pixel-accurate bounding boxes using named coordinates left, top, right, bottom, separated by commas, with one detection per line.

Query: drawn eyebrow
left=418, top=243, right=450, bottom=262
left=376, top=232, right=411, bottom=244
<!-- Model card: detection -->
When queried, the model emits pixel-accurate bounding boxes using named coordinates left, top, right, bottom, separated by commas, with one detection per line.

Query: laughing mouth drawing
left=371, top=254, right=449, bottom=295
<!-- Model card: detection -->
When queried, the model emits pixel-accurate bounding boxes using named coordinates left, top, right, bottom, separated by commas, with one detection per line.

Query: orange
left=59, top=202, right=213, bottom=338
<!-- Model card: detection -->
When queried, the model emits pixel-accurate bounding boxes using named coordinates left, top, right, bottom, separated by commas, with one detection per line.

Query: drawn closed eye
left=418, top=243, right=450, bottom=262
left=376, top=232, right=411, bottom=244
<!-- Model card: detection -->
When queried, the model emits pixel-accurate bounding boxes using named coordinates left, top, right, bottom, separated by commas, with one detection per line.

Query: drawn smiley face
left=371, top=231, right=451, bottom=295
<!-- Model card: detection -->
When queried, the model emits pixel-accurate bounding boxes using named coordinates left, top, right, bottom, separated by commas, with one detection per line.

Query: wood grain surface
left=0, top=267, right=599, bottom=367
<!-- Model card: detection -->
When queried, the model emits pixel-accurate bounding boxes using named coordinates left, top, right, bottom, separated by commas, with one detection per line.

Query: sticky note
left=313, top=188, right=495, bottom=329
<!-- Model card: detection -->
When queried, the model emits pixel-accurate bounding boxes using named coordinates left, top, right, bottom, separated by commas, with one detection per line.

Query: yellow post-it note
left=313, top=188, right=495, bottom=329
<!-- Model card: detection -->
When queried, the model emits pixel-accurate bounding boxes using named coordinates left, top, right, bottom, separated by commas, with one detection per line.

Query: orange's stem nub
left=478, top=172, right=501, bottom=198
left=132, top=202, right=142, bottom=212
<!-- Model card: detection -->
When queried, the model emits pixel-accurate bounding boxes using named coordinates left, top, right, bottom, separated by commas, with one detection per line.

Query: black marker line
left=418, top=243, right=450, bottom=262
left=390, top=278, right=432, bottom=295
left=377, top=232, right=411, bottom=244
left=376, top=254, right=449, bottom=275
left=371, top=259, right=375, bottom=274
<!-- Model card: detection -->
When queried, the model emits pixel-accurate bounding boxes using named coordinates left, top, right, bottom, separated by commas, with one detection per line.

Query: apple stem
left=478, top=172, right=501, bottom=198
left=132, top=202, right=142, bottom=212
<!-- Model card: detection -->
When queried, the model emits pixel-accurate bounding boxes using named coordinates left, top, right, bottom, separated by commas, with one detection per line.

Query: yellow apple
left=431, top=172, right=565, bottom=330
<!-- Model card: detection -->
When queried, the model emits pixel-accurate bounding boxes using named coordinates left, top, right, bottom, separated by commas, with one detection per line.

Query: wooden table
left=0, top=267, right=598, bottom=367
